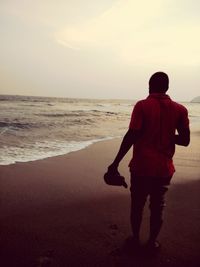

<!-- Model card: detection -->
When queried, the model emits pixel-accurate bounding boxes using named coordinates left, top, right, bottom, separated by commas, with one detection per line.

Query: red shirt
left=129, top=93, right=189, bottom=177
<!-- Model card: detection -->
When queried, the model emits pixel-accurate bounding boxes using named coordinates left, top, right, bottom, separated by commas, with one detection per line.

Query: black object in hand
left=104, top=170, right=128, bottom=188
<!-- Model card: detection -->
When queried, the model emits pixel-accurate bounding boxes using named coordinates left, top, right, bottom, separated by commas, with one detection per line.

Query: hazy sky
left=0, top=0, right=200, bottom=101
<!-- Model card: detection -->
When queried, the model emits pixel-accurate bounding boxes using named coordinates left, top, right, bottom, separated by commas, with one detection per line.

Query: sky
left=0, top=0, right=200, bottom=101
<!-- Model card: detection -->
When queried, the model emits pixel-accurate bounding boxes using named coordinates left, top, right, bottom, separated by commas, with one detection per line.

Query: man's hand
left=107, top=162, right=119, bottom=174
left=175, top=127, right=190, bottom=146
left=104, top=164, right=128, bottom=188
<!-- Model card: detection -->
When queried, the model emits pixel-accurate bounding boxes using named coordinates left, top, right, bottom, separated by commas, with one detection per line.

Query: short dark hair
left=149, top=72, right=169, bottom=93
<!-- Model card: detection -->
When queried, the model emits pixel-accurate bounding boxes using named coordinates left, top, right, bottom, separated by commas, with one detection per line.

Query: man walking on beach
left=107, top=72, right=190, bottom=251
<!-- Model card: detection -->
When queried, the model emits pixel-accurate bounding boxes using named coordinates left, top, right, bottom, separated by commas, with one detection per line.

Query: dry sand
left=0, top=131, right=200, bottom=267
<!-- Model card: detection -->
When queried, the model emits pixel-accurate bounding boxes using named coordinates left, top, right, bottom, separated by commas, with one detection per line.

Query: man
left=107, top=72, right=190, bottom=251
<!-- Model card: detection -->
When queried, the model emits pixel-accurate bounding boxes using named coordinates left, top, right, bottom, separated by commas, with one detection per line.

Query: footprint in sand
left=109, top=224, right=119, bottom=235
left=36, top=250, right=54, bottom=267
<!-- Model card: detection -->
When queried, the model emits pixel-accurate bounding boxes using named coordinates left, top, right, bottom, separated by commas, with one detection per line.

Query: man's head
left=149, top=72, right=169, bottom=93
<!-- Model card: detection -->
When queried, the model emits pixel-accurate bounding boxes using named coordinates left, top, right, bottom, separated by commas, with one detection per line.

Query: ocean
left=0, top=94, right=199, bottom=165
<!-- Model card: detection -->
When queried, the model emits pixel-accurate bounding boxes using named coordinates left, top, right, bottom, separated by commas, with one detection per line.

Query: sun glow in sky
left=0, top=0, right=200, bottom=101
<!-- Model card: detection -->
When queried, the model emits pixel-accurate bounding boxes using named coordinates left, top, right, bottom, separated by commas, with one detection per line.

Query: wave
left=0, top=121, right=38, bottom=129
left=37, top=110, right=118, bottom=118
left=40, top=113, right=73, bottom=117
left=0, top=137, right=115, bottom=165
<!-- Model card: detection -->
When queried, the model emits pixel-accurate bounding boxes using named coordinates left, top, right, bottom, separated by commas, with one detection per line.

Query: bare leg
left=130, top=175, right=148, bottom=241
left=149, top=184, right=168, bottom=243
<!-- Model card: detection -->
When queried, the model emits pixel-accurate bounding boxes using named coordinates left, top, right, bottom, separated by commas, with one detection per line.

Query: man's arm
left=175, top=107, right=190, bottom=146
left=108, top=129, right=140, bottom=172
left=108, top=100, right=143, bottom=173
left=175, top=127, right=190, bottom=146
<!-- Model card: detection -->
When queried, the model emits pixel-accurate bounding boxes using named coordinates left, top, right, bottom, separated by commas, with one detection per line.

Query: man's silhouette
left=107, top=72, right=190, bottom=251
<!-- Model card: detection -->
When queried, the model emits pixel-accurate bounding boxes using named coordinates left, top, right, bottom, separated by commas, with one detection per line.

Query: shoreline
left=0, top=125, right=200, bottom=167
left=1, top=127, right=199, bottom=171
left=1, top=95, right=199, bottom=167
left=0, top=136, right=122, bottom=167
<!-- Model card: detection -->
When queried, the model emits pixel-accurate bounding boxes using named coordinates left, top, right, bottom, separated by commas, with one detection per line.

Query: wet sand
left=0, top=131, right=200, bottom=267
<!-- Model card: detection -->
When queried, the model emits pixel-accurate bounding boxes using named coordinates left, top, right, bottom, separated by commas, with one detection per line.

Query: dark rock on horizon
left=191, top=96, right=200, bottom=103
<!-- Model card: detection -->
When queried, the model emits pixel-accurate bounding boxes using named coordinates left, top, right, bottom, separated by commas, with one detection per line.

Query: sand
left=0, top=131, right=200, bottom=267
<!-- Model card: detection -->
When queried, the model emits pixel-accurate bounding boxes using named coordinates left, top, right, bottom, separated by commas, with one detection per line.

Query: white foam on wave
left=0, top=137, right=116, bottom=166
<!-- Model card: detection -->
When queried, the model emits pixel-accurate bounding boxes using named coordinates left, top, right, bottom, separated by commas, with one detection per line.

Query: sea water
left=0, top=94, right=199, bottom=165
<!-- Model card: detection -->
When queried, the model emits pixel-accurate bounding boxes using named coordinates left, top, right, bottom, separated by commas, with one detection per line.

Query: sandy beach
left=0, top=131, right=200, bottom=267
left=1, top=0, right=200, bottom=265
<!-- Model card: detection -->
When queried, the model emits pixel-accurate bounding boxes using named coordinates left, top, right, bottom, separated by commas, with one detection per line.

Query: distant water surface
left=0, top=95, right=135, bottom=165
left=0, top=95, right=199, bottom=165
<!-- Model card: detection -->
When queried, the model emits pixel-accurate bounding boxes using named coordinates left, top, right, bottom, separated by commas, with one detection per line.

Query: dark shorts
left=130, top=173, right=172, bottom=215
